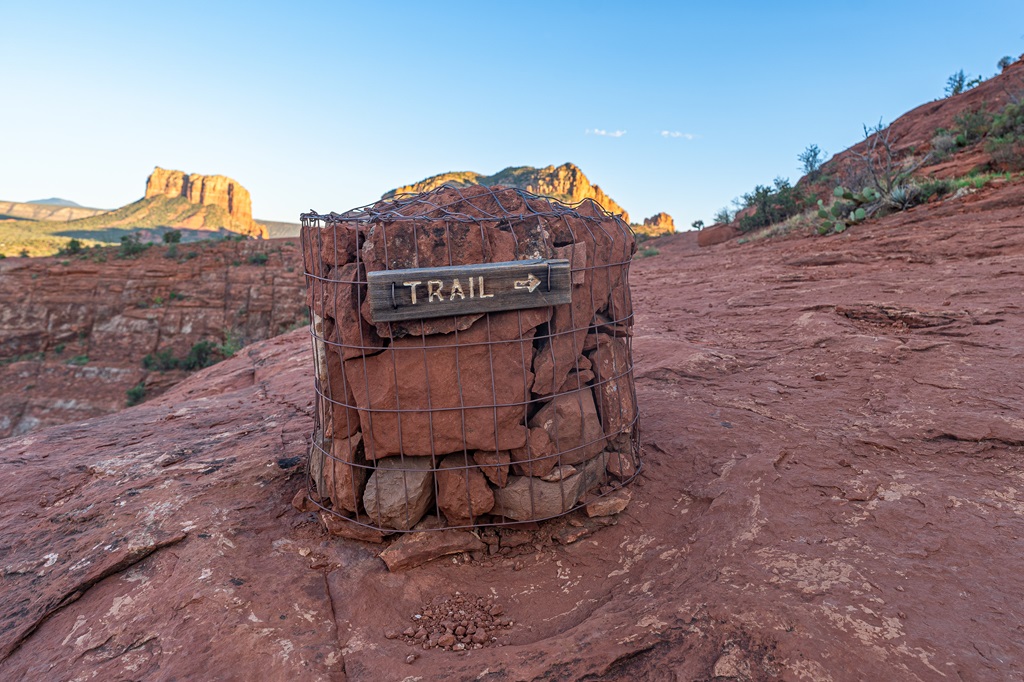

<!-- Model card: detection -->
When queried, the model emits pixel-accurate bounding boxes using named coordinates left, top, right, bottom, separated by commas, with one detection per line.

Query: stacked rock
left=301, top=185, right=639, bottom=531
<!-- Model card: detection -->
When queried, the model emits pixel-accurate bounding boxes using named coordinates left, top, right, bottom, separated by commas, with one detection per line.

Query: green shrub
left=163, top=229, right=182, bottom=244
left=998, top=56, right=1014, bottom=72
left=737, top=177, right=804, bottom=233
left=180, top=340, right=222, bottom=370
left=164, top=244, right=178, bottom=259
left=713, top=207, right=733, bottom=224
left=53, top=343, right=65, bottom=354
left=986, top=136, right=1024, bottom=170
left=219, top=331, right=242, bottom=358
left=60, top=238, right=83, bottom=256
left=118, top=233, right=148, bottom=258
left=798, top=143, right=827, bottom=177
left=248, top=252, right=269, bottom=266
left=945, top=69, right=983, bottom=97
left=930, top=132, right=957, bottom=158
left=142, top=348, right=179, bottom=371
left=638, top=247, right=660, bottom=258
left=691, top=220, right=704, bottom=231
left=951, top=108, right=992, bottom=146
left=917, top=177, right=956, bottom=201
left=126, top=382, right=146, bottom=407
left=67, top=355, right=89, bottom=366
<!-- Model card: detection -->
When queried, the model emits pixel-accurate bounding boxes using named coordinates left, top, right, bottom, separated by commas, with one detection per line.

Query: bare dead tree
left=851, top=120, right=934, bottom=210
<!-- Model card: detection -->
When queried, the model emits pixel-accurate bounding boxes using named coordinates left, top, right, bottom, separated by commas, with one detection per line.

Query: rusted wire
left=300, top=183, right=640, bottom=532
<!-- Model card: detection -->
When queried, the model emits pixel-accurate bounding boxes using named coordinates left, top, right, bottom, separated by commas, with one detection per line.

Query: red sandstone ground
left=2, top=178, right=1022, bottom=680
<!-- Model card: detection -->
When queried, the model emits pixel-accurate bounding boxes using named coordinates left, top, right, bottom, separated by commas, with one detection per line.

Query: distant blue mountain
left=27, top=198, right=82, bottom=207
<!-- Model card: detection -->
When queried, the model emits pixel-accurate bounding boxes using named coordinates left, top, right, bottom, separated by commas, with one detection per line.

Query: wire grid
left=300, top=184, right=640, bottom=533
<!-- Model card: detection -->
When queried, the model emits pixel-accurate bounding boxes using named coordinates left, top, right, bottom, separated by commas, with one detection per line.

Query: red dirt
left=2, top=180, right=1024, bottom=680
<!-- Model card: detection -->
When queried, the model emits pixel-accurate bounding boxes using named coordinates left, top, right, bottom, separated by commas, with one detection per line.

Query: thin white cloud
left=586, top=128, right=627, bottom=138
left=660, top=130, right=698, bottom=140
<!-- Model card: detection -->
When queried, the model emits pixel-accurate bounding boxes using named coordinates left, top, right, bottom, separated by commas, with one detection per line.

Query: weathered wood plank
left=367, top=259, right=571, bottom=323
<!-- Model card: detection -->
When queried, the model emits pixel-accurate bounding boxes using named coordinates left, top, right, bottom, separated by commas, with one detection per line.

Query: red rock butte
left=145, top=167, right=266, bottom=238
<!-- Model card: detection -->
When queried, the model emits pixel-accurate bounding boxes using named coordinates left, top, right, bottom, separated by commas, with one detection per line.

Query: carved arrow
left=514, top=272, right=542, bottom=293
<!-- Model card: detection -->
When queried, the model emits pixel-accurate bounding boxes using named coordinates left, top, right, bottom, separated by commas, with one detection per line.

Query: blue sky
left=2, top=2, right=1023, bottom=228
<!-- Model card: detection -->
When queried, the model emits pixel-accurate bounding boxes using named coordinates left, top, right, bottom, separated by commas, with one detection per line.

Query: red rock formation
left=145, top=167, right=266, bottom=238
left=634, top=212, right=675, bottom=238
left=697, top=222, right=740, bottom=247
left=0, top=238, right=305, bottom=437
left=385, top=163, right=634, bottom=222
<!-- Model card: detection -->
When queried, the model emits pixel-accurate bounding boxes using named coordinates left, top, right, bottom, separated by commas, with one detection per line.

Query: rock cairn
left=301, top=184, right=640, bottom=532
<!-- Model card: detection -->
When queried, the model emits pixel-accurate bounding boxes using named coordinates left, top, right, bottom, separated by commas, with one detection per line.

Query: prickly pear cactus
left=817, top=186, right=879, bottom=234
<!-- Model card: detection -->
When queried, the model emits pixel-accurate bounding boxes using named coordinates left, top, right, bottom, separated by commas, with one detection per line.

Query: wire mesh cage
left=300, top=184, right=640, bottom=533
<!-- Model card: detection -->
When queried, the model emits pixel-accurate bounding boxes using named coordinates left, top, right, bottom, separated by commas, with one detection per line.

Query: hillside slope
left=0, top=200, right=106, bottom=222
left=2, top=180, right=1023, bottom=679
left=822, top=57, right=1024, bottom=182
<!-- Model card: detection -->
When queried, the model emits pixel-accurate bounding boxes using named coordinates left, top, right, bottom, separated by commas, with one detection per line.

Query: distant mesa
left=145, top=167, right=266, bottom=239
left=384, top=163, right=674, bottom=233
left=27, top=198, right=83, bottom=207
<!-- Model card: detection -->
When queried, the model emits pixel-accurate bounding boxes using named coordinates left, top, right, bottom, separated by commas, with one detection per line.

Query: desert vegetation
left=718, top=53, right=1024, bottom=242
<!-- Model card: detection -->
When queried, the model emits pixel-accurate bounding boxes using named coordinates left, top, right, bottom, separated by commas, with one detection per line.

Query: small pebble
left=405, top=654, right=418, bottom=664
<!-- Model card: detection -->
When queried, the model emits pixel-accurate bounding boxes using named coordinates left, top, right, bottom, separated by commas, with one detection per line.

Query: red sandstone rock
left=529, top=390, right=606, bottom=466
left=362, top=456, right=435, bottom=530
left=316, top=221, right=361, bottom=266
left=472, top=450, right=511, bottom=487
left=697, top=223, right=739, bottom=247
left=435, top=454, right=495, bottom=524
left=378, top=529, right=486, bottom=572
left=491, top=453, right=607, bottom=521
left=347, top=312, right=541, bottom=459
left=321, top=511, right=389, bottom=543
left=606, top=450, right=638, bottom=480
left=588, top=333, right=637, bottom=437
left=439, top=457, right=494, bottom=521
left=509, top=426, right=557, bottom=477
left=533, top=207, right=634, bottom=395
left=325, top=347, right=361, bottom=438
left=314, top=263, right=385, bottom=360
left=585, top=488, right=632, bottom=518
left=7, top=176, right=1024, bottom=679
left=328, top=432, right=367, bottom=514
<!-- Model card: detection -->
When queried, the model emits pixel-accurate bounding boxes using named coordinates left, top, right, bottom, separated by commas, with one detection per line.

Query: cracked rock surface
left=3, top=180, right=1024, bottom=679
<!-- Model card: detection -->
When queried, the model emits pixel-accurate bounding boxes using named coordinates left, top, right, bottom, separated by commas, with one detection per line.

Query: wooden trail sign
left=367, top=258, right=572, bottom=323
